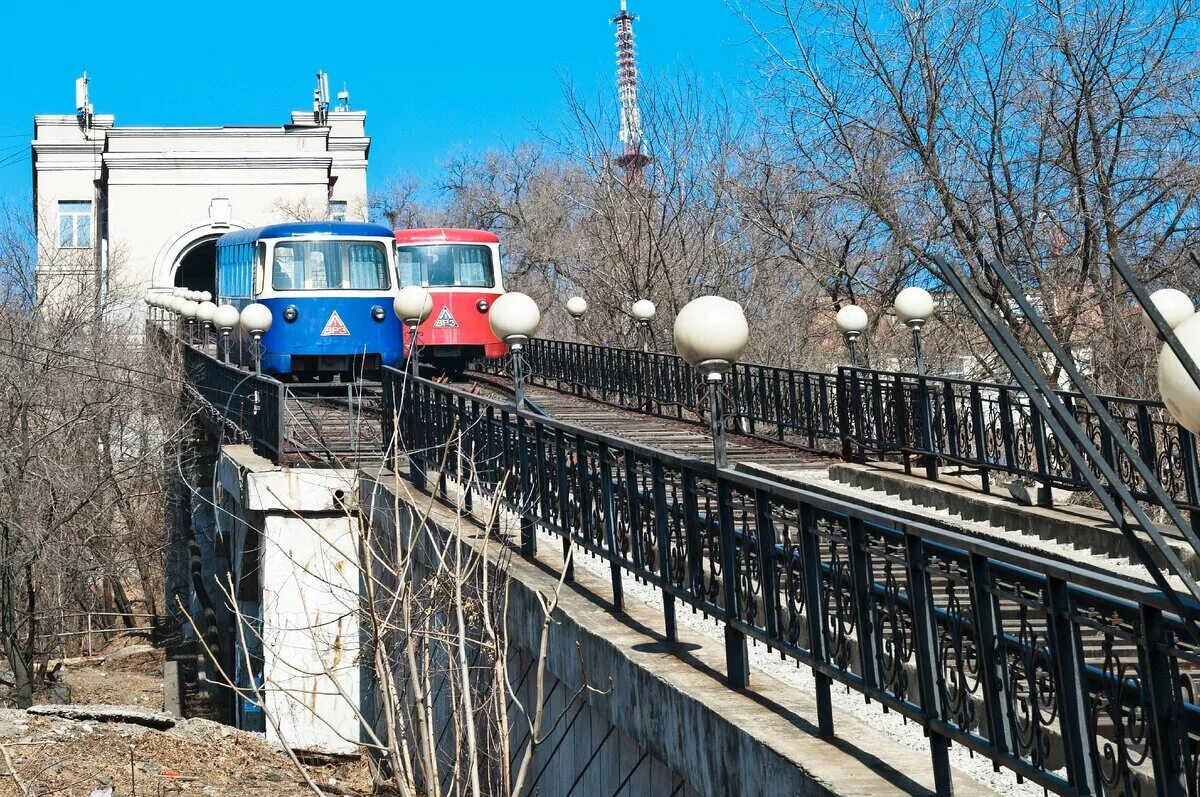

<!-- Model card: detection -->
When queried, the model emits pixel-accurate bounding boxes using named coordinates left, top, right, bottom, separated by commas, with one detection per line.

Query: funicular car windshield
left=271, top=239, right=390, bottom=290
left=396, top=244, right=494, bottom=288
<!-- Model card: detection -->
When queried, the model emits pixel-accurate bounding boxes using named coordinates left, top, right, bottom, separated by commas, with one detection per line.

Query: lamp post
left=894, top=286, right=937, bottom=479
left=674, top=296, right=748, bottom=467
left=673, top=295, right=751, bottom=688
left=196, top=301, right=217, bottom=348
left=834, top=305, right=868, bottom=367
left=489, top=292, right=542, bottom=411
left=239, top=303, right=273, bottom=375
left=632, top=299, right=656, bottom=352
left=566, top=296, right=588, bottom=327
left=168, top=297, right=186, bottom=337
left=894, top=287, right=935, bottom=375
left=181, top=300, right=199, bottom=344
left=213, top=304, right=240, bottom=364
left=394, top=286, right=434, bottom=376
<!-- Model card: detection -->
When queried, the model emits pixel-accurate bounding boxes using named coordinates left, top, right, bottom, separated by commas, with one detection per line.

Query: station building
left=32, top=88, right=370, bottom=314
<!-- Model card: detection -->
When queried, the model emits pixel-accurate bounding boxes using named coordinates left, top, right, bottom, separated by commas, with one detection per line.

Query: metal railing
left=161, top=325, right=380, bottom=462
left=838, top=367, right=1200, bottom=513
left=503, top=339, right=1200, bottom=519
left=386, top=366, right=1200, bottom=796
left=181, top=342, right=285, bottom=460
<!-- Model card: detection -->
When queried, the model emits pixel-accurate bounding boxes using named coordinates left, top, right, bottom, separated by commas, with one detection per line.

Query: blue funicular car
left=216, top=221, right=403, bottom=380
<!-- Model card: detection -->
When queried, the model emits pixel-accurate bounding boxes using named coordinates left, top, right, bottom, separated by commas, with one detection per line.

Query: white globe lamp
left=835, top=305, right=868, bottom=335
left=632, top=299, right=657, bottom=351
left=895, top=287, right=935, bottom=375
left=566, top=296, right=588, bottom=319
left=895, top=287, right=935, bottom=327
left=199, top=291, right=213, bottom=303
left=1158, top=313, right=1200, bottom=432
left=673, top=296, right=748, bottom=371
left=489, top=292, right=541, bottom=346
left=213, top=304, right=240, bottom=364
left=393, top=286, right=433, bottom=326
left=212, top=304, right=240, bottom=332
left=196, top=301, right=217, bottom=345
left=632, top=299, right=656, bottom=323
left=674, top=296, right=749, bottom=472
left=240, top=303, right=273, bottom=336
left=1142, top=288, right=1194, bottom=336
left=239, top=303, right=273, bottom=375
left=394, top=286, right=433, bottom=372
left=835, top=305, right=869, bottom=366
left=489, top=292, right=541, bottom=410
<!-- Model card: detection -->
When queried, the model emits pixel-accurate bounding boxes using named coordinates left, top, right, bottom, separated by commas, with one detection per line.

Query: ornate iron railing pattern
left=180, top=342, right=285, bottom=460
left=171, top=331, right=379, bottom=462
left=505, top=339, right=1200, bottom=517
left=838, top=367, right=1200, bottom=514
left=385, top=367, right=1200, bottom=796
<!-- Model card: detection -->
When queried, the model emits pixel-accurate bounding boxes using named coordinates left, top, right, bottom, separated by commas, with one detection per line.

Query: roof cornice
left=101, top=154, right=335, bottom=169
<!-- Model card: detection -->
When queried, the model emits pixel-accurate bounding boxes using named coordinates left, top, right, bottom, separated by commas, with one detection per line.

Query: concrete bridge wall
left=181, top=444, right=1000, bottom=795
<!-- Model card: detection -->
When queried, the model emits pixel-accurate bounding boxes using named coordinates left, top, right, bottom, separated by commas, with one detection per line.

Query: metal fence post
left=754, top=489, right=780, bottom=644
left=904, top=535, right=954, bottom=797
left=598, top=442, right=624, bottom=611
left=966, top=554, right=1014, bottom=758
left=1045, top=576, right=1100, bottom=795
left=652, top=459, right=677, bottom=642
left=555, top=429, right=575, bottom=583
left=918, top=375, right=939, bottom=480
left=800, top=503, right=834, bottom=737
left=717, top=478, right=749, bottom=688
left=517, top=413, right=536, bottom=558
left=837, top=368, right=853, bottom=461
left=846, top=517, right=879, bottom=690
left=1031, top=403, right=1053, bottom=507
left=1139, top=605, right=1187, bottom=796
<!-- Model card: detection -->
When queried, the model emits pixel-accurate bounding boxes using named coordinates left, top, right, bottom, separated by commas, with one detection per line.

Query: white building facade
left=32, top=104, right=370, bottom=312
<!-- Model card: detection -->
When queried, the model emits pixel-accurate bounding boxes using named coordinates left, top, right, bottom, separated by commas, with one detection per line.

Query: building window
left=58, top=200, right=92, bottom=248
left=329, top=201, right=347, bottom=222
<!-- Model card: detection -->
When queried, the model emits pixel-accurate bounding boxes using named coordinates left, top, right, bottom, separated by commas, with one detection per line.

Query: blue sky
left=0, top=1, right=759, bottom=202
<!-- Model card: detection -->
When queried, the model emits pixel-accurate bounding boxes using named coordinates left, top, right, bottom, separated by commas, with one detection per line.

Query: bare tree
left=179, top=416, right=600, bottom=797
left=742, top=0, right=1200, bottom=390
left=0, top=198, right=179, bottom=706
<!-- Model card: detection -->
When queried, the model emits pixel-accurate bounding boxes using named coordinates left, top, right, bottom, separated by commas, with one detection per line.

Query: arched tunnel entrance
left=173, top=238, right=218, bottom=297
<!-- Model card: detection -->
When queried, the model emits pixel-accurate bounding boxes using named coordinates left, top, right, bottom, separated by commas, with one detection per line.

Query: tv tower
left=613, top=0, right=651, bottom=182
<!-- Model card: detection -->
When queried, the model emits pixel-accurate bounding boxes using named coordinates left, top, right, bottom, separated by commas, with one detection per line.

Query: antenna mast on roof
left=337, top=83, right=351, bottom=112
left=75, top=72, right=93, bottom=132
left=612, top=0, right=651, bottom=183
left=313, top=71, right=330, bottom=125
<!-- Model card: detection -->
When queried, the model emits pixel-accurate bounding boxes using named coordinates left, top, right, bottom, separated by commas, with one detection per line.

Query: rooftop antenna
left=313, top=71, right=330, bottom=125
left=75, top=72, right=93, bottom=131
left=336, top=83, right=351, bottom=112
left=612, top=0, right=651, bottom=183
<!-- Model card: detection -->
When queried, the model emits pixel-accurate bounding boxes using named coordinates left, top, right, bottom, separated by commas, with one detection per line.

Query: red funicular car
left=393, top=228, right=507, bottom=373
